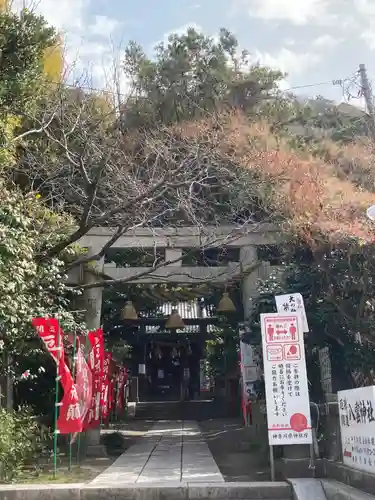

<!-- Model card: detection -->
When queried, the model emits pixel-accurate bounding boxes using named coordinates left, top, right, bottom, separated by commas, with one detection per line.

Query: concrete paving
left=288, top=479, right=327, bottom=500
left=90, top=421, right=224, bottom=485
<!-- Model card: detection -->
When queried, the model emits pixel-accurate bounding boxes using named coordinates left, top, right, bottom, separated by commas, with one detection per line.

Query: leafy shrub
left=0, top=407, right=49, bottom=482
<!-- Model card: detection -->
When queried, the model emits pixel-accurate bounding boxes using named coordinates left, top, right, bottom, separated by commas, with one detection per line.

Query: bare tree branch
left=13, top=83, right=279, bottom=280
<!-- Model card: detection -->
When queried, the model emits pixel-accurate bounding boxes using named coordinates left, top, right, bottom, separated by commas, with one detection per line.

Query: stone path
left=91, top=421, right=224, bottom=484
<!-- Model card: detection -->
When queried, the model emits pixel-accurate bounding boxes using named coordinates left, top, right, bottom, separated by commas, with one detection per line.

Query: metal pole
left=309, top=428, right=316, bottom=477
left=53, top=319, right=61, bottom=479
left=309, top=441, right=315, bottom=477
left=269, top=445, right=275, bottom=481
left=68, top=331, right=77, bottom=471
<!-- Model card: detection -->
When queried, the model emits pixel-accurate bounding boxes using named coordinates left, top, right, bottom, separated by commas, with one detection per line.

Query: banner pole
left=53, top=317, right=61, bottom=479
left=77, top=332, right=88, bottom=466
left=76, top=430, right=81, bottom=465
left=68, top=331, right=77, bottom=471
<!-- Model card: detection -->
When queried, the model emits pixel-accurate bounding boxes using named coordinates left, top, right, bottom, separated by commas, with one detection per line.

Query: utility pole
left=359, top=63, right=375, bottom=142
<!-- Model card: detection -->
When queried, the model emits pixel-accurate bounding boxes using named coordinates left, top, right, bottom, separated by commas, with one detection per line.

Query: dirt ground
left=199, top=418, right=273, bottom=482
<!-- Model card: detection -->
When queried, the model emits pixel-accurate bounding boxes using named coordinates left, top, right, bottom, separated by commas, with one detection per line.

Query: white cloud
left=284, top=38, right=296, bottom=46
left=353, top=0, right=375, bottom=50
left=244, top=0, right=335, bottom=26
left=356, top=1, right=375, bottom=51
left=88, top=15, right=121, bottom=37
left=311, top=34, right=342, bottom=49
left=360, top=27, right=375, bottom=51
left=253, top=47, right=321, bottom=78
left=12, top=0, right=89, bottom=31
left=354, top=0, right=375, bottom=17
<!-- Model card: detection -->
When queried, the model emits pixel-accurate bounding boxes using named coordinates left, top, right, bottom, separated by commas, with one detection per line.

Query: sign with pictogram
left=283, top=344, right=301, bottom=361
left=261, top=313, right=312, bottom=446
left=264, top=315, right=299, bottom=344
left=266, top=345, right=283, bottom=362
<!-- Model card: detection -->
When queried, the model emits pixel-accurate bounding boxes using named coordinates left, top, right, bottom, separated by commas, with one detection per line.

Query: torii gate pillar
left=239, top=246, right=265, bottom=397
left=82, top=251, right=106, bottom=457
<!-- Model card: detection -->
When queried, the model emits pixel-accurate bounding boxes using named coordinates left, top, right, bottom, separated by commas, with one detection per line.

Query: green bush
left=0, top=407, right=49, bottom=482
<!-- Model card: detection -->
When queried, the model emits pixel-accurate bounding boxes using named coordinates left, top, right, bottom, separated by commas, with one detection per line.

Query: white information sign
left=240, top=341, right=258, bottom=398
left=238, top=323, right=260, bottom=399
left=261, top=313, right=312, bottom=445
left=338, top=386, right=375, bottom=474
left=275, top=293, right=309, bottom=332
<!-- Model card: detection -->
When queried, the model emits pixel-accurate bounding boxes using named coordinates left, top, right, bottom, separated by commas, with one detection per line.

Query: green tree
left=0, top=9, right=55, bottom=112
left=0, top=8, right=83, bottom=411
left=0, top=183, right=85, bottom=380
left=120, top=27, right=284, bottom=129
left=246, top=241, right=375, bottom=396
left=0, top=8, right=57, bottom=168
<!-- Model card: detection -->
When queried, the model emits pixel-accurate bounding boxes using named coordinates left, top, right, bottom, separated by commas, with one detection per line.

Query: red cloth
left=32, top=317, right=82, bottom=434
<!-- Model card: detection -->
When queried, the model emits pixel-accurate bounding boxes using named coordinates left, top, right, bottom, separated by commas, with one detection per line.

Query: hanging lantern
left=121, top=300, right=138, bottom=320
left=165, top=309, right=185, bottom=329
left=217, top=292, right=236, bottom=313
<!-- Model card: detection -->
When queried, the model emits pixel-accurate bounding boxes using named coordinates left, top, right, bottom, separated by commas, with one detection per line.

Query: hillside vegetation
left=0, top=8, right=374, bottom=411
left=163, top=111, right=374, bottom=243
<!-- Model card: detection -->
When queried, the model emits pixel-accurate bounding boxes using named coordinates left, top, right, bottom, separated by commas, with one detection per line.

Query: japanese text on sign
left=275, top=293, right=309, bottom=332
left=261, top=313, right=312, bottom=446
left=338, top=386, right=375, bottom=474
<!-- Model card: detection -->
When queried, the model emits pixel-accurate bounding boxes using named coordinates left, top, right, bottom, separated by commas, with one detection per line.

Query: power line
left=283, top=79, right=350, bottom=93
left=55, top=74, right=357, bottom=99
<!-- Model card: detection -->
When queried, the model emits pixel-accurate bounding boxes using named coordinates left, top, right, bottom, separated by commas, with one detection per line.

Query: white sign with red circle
left=261, top=313, right=312, bottom=446
left=283, top=344, right=301, bottom=361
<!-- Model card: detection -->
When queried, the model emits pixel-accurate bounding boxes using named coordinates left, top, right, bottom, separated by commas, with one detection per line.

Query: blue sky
left=15, top=0, right=375, bottom=109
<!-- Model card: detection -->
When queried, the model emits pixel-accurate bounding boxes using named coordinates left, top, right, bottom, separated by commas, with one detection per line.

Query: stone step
left=0, top=483, right=293, bottom=500
left=81, top=482, right=293, bottom=500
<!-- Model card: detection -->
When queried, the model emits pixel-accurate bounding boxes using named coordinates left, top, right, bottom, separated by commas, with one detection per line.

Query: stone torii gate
left=77, top=223, right=281, bottom=330
left=76, top=223, right=281, bottom=454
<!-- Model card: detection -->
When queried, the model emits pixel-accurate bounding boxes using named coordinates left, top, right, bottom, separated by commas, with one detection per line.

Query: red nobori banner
left=32, top=317, right=63, bottom=367
left=75, top=337, right=92, bottom=427
left=58, top=374, right=83, bottom=435
left=101, top=352, right=112, bottom=420
left=108, top=376, right=115, bottom=413
left=84, top=328, right=104, bottom=428
left=32, top=318, right=82, bottom=434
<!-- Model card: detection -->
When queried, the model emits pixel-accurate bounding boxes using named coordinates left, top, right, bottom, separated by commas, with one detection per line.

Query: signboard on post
left=239, top=323, right=260, bottom=400
left=261, top=313, right=312, bottom=445
left=338, top=386, right=375, bottom=473
left=275, top=293, right=309, bottom=332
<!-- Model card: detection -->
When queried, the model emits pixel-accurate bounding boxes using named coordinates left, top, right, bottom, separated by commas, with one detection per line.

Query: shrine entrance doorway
left=144, top=337, right=202, bottom=401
